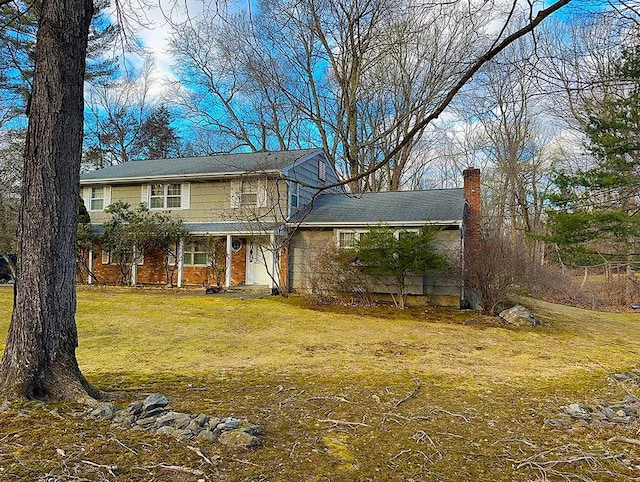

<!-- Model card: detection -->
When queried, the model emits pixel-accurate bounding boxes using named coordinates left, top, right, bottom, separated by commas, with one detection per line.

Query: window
left=338, top=231, right=358, bottom=249
left=231, top=178, right=267, bottom=208
left=241, top=179, right=258, bottom=206
left=90, top=187, right=104, bottom=211
left=84, top=185, right=110, bottom=211
left=318, top=159, right=327, bottom=181
left=101, top=249, right=144, bottom=265
left=183, top=241, right=208, bottom=266
left=290, top=183, right=299, bottom=209
left=150, top=183, right=182, bottom=209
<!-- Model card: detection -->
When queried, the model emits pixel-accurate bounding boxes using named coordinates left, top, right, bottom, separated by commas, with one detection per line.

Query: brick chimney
left=463, top=167, right=481, bottom=261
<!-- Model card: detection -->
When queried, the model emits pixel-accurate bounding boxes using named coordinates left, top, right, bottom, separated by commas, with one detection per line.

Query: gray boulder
left=499, top=305, right=539, bottom=327
left=142, top=393, right=169, bottom=412
left=90, top=403, right=115, bottom=421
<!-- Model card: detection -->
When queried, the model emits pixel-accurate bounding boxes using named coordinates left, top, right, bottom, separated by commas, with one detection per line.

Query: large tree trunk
left=0, top=0, right=98, bottom=402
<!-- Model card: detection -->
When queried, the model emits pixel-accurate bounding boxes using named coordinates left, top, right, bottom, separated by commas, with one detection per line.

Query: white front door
left=246, top=240, right=272, bottom=285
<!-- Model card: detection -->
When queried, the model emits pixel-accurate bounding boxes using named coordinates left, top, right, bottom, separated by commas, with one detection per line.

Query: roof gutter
left=80, top=169, right=283, bottom=185
left=287, top=220, right=463, bottom=228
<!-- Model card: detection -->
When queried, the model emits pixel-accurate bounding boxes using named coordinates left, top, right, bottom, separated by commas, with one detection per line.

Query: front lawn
left=0, top=286, right=638, bottom=480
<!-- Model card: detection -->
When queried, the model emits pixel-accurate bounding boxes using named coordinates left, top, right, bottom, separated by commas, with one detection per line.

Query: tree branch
left=322, top=0, right=574, bottom=190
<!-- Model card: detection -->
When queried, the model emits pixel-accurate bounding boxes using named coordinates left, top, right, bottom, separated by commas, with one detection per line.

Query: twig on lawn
left=279, top=390, right=306, bottom=408
left=492, top=438, right=537, bottom=448
left=81, top=460, right=118, bottom=477
left=382, top=412, right=410, bottom=425
left=110, top=437, right=138, bottom=455
left=318, top=418, right=370, bottom=427
left=412, top=430, right=435, bottom=446
left=188, top=445, right=213, bottom=465
left=436, top=431, right=464, bottom=439
left=416, top=449, right=442, bottom=465
left=232, top=458, right=263, bottom=467
left=394, top=379, right=421, bottom=409
left=431, top=409, right=470, bottom=423
left=289, top=441, right=299, bottom=458
left=159, top=464, right=206, bottom=476
left=607, top=436, right=640, bottom=446
left=306, top=396, right=350, bottom=403
left=390, top=449, right=411, bottom=461
left=512, top=444, right=626, bottom=481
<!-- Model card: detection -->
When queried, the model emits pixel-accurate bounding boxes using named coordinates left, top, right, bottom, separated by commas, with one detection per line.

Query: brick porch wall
left=231, top=240, right=246, bottom=285
left=92, top=245, right=127, bottom=284
left=85, top=238, right=270, bottom=287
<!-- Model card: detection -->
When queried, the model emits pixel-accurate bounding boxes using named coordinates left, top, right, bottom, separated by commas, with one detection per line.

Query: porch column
left=270, top=232, right=277, bottom=290
left=177, top=237, right=184, bottom=288
left=88, top=248, right=93, bottom=285
left=130, top=246, right=137, bottom=286
left=225, top=235, right=232, bottom=288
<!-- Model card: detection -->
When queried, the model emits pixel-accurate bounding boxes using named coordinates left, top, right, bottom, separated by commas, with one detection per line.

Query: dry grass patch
left=0, top=286, right=638, bottom=480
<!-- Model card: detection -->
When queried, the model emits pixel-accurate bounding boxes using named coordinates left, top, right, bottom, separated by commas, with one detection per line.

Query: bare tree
left=171, top=0, right=571, bottom=191
left=459, top=40, right=562, bottom=263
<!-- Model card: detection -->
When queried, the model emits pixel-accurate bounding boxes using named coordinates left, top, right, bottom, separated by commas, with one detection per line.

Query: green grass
left=0, top=286, right=638, bottom=481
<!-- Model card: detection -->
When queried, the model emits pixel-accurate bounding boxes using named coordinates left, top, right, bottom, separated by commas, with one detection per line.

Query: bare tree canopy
left=171, top=0, right=573, bottom=191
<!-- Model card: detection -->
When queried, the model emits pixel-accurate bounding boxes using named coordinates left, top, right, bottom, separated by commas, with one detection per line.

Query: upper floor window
left=318, top=159, right=327, bottom=182
left=290, top=183, right=299, bottom=209
left=150, top=183, right=182, bottom=209
left=82, top=185, right=110, bottom=212
left=231, top=177, right=267, bottom=208
left=241, top=179, right=258, bottom=207
left=91, top=187, right=104, bottom=211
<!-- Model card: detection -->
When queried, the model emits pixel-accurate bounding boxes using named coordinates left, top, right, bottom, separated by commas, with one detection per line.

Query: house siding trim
left=80, top=170, right=283, bottom=186
left=289, top=220, right=463, bottom=229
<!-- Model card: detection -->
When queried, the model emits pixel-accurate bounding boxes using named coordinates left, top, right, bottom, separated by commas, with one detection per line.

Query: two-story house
left=80, top=148, right=341, bottom=291
left=80, top=148, right=480, bottom=307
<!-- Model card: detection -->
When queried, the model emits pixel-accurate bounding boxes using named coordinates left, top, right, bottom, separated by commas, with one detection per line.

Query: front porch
left=86, top=230, right=287, bottom=292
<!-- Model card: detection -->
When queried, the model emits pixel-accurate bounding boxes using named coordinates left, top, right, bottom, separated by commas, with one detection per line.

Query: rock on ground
left=499, top=305, right=539, bottom=327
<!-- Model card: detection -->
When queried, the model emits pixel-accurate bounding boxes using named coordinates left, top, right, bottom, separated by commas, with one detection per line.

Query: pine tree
left=548, top=44, right=640, bottom=297
left=135, top=105, right=181, bottom=159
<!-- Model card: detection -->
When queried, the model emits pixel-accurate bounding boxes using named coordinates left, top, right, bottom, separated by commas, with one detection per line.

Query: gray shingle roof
left=184, top=222, right=280, bottom=235
left=81, top=149, right=324, bottom=183
left=91, top=222, right=281, bottom=235
left=293, top=189, right=465, bottom=225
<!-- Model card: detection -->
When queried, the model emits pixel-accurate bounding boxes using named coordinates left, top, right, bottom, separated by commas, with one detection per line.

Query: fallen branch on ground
left=607, top=436, right=640, bottom=446
left=306, top=396, right=349, bottom=403
left=318, top=418, right=370, bottom=427
left=394, top=379, right=422, bottom=408
left=188, top=445, right=213, bottom=465
left=81, top=460, right=118, bottom=476
left=159, top=464, right=205, bottom=476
